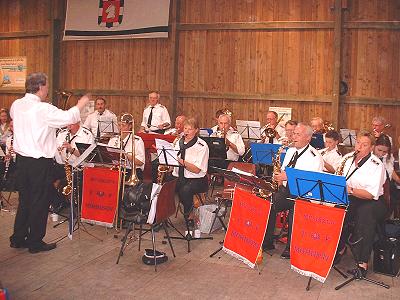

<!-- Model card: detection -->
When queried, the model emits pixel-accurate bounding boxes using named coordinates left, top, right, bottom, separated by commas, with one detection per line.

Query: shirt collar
left=25, top=93, right=41, bottom=102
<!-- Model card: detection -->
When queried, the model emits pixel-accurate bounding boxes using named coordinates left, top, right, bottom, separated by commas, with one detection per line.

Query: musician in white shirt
left=319, top=130, right=342, bottom=173
left=140, top=91, right=171, bottom=133
left=83, top=97, right=118, bottom=138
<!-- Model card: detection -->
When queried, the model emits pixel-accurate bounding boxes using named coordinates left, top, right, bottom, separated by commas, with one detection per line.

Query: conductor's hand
left=76, top=94, right=91, bottom=111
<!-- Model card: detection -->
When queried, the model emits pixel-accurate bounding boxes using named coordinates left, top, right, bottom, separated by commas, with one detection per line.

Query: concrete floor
left=0, top=192, right=399, bottom=300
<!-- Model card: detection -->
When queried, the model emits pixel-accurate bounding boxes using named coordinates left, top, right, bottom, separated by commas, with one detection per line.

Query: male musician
left=261, top=111, right=285, bottom=144
left=334, top=131, right=387, bottom=276
left=9, top=72, right=89, bottom=253
left=108, top=114, right=145, bottom=180
left=83, top=97, right=118, bottom=139
left=318, top=130, right=342, bottom=173
left=140, top=91, right=171, bottom=133
left=278, top=120, right=298, bottom=146
left=164, top=115, right=186, bottom=136
left=371, top=116, right=392, bottom=145
left=211, top=109, right=225, bottom=132
left=310, top=117, right=324, bottom=133
left=262, top=123, right=324, bottom=259
left=173, top=118, right=209, bottom=228
left=210, top=114, right=245, bottom=169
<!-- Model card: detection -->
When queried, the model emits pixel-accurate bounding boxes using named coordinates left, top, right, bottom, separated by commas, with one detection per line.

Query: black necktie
left=147, top=107, right=154, bottom=127
left=288, top=151, right=299, bottom=168
left=178, top=136, right=198, bottom=178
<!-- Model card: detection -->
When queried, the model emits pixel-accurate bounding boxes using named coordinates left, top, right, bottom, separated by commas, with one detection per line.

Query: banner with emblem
left=81, top=167, right=119, bottom=227
left=290, top=199, right=346, bottom=283
left=223, top=188, right=271, bottom=268
left=64, top=0, right=170, bottom=41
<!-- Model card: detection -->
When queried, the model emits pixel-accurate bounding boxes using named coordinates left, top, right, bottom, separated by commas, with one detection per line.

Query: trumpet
left=215, top=128, right=229, bottom=150
left=260, top=113, right=286, bottom=143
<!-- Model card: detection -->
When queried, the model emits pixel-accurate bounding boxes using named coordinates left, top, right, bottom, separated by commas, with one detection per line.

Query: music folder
left=310, top=133, right=325, bottom=149
left=201, top=137, right=227, bottom=160
left=250, top=143, right=286, bottom=165
left=73, top=142, right=124, bottom=168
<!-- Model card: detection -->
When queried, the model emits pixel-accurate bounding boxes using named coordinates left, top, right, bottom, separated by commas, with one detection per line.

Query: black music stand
left=310, top=133, right=325, bottom=149
left=340, top=129, right=357, bottom=147
left=286, top=167, right=349, bottom=290
left=236, top=120, right=261, bottom=141
left=96, top=119, right=118, bottom=141
left=251, top=143, right=286, bottom=178
left=154, top=138, right=180, bottom=168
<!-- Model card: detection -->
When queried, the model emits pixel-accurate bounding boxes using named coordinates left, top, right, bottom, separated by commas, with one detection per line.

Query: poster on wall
left=0, top=57, right=27, bottom=89
left=269, top=106, right=292, bottom=125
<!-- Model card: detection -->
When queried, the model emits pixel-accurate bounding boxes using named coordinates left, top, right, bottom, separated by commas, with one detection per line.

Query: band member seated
left=310, top=117, right=325, bottom=134
left=172, top=118, right=209, bottom=229
left=52, top=122, right=94, bottom=211
left=140, top=91, right=171, bottom=134
left=278, top=120, right=298, bottom=146
left=83, top=97, right=118, bottom=139
left=2, top=120, right=17, bottom=192
left=164, top=115, right=186, bottom=136
left=319, top=130, right=342, bottom=173
left=210, top=114, right=245, bottom=169
left=211, top=109, right=225, bottom=132
left=108, top=114, right=145, bottom=180
left=371, top=116, right=392, bottom=145
left=262, top=123, right=324, bottom=258
left=260, top=110, right=286, bottom=144
left=335, top=131, right=387, bottom=276
left=373, top=134, right=400, bottom=217
left=0, top=108, right=12, bottom=147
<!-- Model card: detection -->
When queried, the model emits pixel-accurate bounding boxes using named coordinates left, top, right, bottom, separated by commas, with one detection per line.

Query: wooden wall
left=0, top=0, right=399, bottom=149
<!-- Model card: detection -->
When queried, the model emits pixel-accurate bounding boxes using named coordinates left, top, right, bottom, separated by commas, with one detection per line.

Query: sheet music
left=231, top=167, right=255, bottom=177
left=236, top=120, right=261, bottom=139
left=72, top=143, right=97, bottom=168
left=339, top=129, right=357, bottom=147
left=155, top=138, right=179, bottom=166
left=146, top=183, right=162, bottom=224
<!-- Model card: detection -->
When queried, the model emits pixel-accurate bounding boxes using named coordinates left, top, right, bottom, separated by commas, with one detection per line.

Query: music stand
left=154, top=138, right=180, bottom=168
left=201, top=137, right=227, bottom=160
left=286, top=167, right=348, bottom=290
left=199, top=128, right=213, bottom=137
left=340, top=129, right=357, bottom=147
left=310, top=133, right=325, bottom=150
left=250, top=143, right=286, bottom=165
left=236, top=120, right=261, bottom=141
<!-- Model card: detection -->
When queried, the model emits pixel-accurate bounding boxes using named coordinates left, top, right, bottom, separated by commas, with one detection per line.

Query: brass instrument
left=123, top=114, right=140, bottom=186
left=156, top=135, right=181, bottom=184
left=271, top=143, right=293, bottom=191
left=336, top=150, right=359, bottom=176
left=62, top=131, right=73, bottom=196
left=57, top=91, right=73, bottom=110
left=260, top=113, right=286, bottom=143
left=215, top=128, right=229, bottom=150
left=323, top=122, right=335, bottom=133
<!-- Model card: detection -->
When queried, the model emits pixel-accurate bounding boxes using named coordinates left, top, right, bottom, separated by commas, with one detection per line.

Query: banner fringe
left=81, top=218, right=113, bottom=228
left=291, top=265, right=326, bottom=283
left=222, top=247, right=256, bottom=269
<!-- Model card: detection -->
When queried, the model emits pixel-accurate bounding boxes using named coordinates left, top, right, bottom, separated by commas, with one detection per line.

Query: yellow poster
left=0, top=57, right=27, bottom=89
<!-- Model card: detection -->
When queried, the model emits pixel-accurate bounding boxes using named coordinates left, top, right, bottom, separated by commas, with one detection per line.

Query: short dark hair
left=95, top=97, right=106, bottom=104
left=215, top=109, right=224, bottom=118
left=325, top=130, right=340, bottom=141
left=25, top=72, right=47, bottom=94
left=267, top=111, right=278, bottom=119
left=285, top=120, right=298, bottom=126
left=375, top=134, right=392, bottom=158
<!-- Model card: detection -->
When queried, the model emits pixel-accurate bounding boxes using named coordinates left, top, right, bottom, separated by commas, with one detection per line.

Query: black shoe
left=29, top=242, right=57, bottom=254
left=280, top=247, right=290, bottom=259
left=333, top=247, right=347, bottom=265
left=262, top=242, right=275, bottom=251
left=186, top=219, right=195, bottom=231
left=348, top=266, right=367, bottom=278
left=10, top=240, right=28, bottom=249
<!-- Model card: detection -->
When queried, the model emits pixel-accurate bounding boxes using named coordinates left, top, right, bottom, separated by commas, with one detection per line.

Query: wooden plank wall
left=0, top=0, right=399, bottom=149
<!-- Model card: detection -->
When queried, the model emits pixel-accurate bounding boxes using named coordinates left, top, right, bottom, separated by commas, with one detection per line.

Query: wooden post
left=169, top=0, right=180, bottom=120
left=331, top=0, right=343, bottom=128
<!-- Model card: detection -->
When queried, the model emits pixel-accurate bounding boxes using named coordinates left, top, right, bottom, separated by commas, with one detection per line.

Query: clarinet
left=3, top=135, right=13, bottom=182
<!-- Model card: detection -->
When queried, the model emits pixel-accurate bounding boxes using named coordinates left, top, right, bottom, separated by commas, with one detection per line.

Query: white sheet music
left=155, top=138, right=179, bottom=166
left=339, top=129, right=357, bottom=147
left=236, top=120, right=261, bottom=139
left=146, top=183, right=162, bottom=224
left=231, top=167, right=255, bottom=177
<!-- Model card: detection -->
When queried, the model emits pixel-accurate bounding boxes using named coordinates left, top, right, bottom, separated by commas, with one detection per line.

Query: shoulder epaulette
left=310, top=149, right=317, bottom=157
left=197, top=141, right=205, bottom=147
left=336, top=150, right=342, bottom=156
left=371, top=158, right=380, bottom=165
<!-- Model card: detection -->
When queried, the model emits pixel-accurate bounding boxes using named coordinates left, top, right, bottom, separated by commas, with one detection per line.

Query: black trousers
left=10, top=155, right=54, bottom=247
left=338, top=196, right=387, bottom=263
left=263, top=185, right=293, bottom=247
left=175, top=176, right=208, bottom=216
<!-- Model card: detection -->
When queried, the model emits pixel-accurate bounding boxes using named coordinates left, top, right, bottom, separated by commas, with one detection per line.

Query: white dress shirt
left=211, top=127, right=245, bottom=161
left=172, top=137, right=209, bottom=178
left=55, top=126, right=94, bottom=165
left=108, top=134, right=145, bottom=170
left=319, top=145, right=342, bottom=172
left=282, top=144, right=324, bottom=186
left=10, top=93, right=81, bottom=159
left=83, top=109, right=118, bottom=137
left=141, top=103, right=171, bottom=131
left=340, top=152, right=386, bottom=200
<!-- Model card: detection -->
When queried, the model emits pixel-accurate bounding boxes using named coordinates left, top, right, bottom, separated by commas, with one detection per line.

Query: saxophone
left=3, top=135, right=13, bottom=182
left=62, top=132, right=73, bottom=196
left=271, top=143, right=293, bottom=190
left=335, top=150, right=359, bottom=176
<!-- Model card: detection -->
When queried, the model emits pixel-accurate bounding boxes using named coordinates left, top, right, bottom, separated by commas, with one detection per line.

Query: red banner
left=223, top=188, right=271, bottom=268
left=81, top=167, right=120, bottom=227
left=290, top=199, right=346, bottom=282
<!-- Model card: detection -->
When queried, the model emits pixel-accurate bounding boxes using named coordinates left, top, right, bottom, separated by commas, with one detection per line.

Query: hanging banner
left=223, top=188, right=271, bottom=268
left=81, top=167, right=119, bottom=227
left=0, top=57, right=27, bottom=89
left=64, top=0, right=170, bottom=41
left=290, top=199, right=346, bottom=283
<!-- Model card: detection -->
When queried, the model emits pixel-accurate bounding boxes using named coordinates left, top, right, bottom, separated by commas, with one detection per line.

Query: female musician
left=172, top=118, right=209, bottom=228
left=108, top=114, right=145, bottom=180
left=0, top=108, right=12, bottom=146
left=318, top=130, right=342, bottom=173
left=335, top=130, right=387, bottom=276
left=373, top=134, right=400, bottom=217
